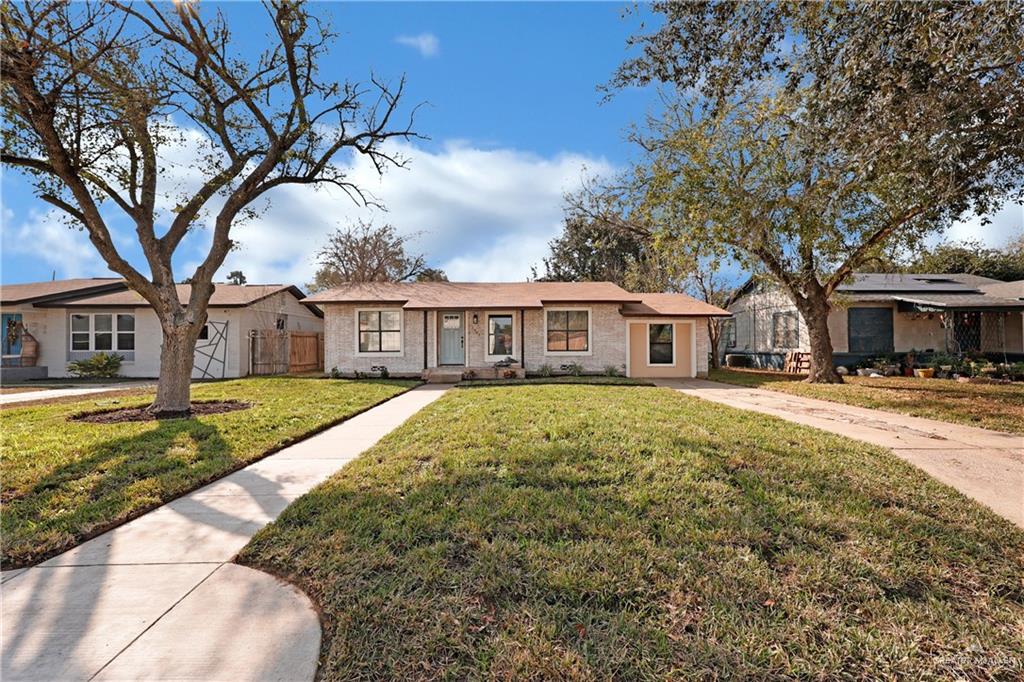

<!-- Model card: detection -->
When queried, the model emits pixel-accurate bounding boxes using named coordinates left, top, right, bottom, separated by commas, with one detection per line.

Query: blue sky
left=1, top=2, right=1020, bottom=287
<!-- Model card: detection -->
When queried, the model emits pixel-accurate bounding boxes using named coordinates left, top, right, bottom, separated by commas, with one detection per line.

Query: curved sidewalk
left=1, top=383, right=450, bottom=681
left=657, top=379, right=1023, bottom=528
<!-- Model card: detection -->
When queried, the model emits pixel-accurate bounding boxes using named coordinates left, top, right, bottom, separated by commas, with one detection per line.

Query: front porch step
left=422, top=366, right=527, bottom=383
left=423, top=370, right=464, bottom=383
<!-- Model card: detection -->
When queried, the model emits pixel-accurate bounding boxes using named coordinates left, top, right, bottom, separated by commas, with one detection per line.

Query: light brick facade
left=324, top=302, right=711, bottom=378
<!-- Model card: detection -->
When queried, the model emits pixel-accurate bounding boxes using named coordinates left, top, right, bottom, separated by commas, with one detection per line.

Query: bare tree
left=1, top=1, right=418, bottom=414
left=308, top=220, right=431, bottom=290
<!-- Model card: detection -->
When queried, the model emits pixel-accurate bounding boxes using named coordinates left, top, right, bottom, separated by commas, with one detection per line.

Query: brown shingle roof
left=620, top=293, right=731, bottom=317
left=0, top=278, right=125, bottom=305
left=305, top=281, right=644, bottom=309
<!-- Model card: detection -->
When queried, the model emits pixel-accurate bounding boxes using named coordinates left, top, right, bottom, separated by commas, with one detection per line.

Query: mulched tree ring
left=70, top=400, right=252, bottom=424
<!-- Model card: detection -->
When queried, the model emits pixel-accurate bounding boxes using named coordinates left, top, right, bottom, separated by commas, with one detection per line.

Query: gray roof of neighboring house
left=836, top=273, right=1024, bottom=310
left=835, top=272, right=1000, bottom=293
left=731, top=272, right=1024, bottom=311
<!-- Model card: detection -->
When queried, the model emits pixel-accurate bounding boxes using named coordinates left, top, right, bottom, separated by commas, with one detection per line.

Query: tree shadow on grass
left=2, top=417, right=236, bottom=569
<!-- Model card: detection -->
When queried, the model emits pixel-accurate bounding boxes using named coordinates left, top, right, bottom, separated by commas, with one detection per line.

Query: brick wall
left=324, top=304, right=432, bottom=376
left=522, top=304, right=627, bottom=374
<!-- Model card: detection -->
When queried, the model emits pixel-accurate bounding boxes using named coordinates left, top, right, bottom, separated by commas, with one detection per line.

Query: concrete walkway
left=1, top=383, right=450, bottom=681
left=0, top=383, right=154, bottom=406
left=658, top=379, right=1023, bottom=528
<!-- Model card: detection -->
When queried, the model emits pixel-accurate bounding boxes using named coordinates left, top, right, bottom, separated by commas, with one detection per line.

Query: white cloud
left=395, top=33, right=439, bottom=58
left=1, top=208, right=113, bottom=280
left=941, top=199, right=1022, bottom=247
left=196, top=140, right=613, bottom=286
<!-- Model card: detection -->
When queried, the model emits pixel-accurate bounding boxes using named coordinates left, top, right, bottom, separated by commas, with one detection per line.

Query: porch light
left=472, top=313, right=479, bottom=325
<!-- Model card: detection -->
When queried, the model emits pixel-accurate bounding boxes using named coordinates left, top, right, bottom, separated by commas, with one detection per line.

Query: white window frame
left=354, top=307, right=404, bottom=357
left=484, top=311, right=517, bottom=361
left=646, top=321, right=676, bottom=367
left=771, top=311, right=800, bottom=350
left=543, top=307, right=592, bottom=356
left=69, top=312, right=135, bottom=352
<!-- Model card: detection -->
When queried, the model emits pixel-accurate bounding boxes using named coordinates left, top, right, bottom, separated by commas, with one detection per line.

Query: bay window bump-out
left=545, top=308, right=591, bottom=354
left=487, top=313, right=514, bottom=357
left=357, top=309, right=403, bottom=354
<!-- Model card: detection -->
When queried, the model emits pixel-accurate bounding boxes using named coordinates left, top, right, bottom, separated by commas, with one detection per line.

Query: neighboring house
left=305, top=281, right=729, bottom=380
left=0, top=279, right=323, bottom=380
left=721, top=273, right=1024, bottom=368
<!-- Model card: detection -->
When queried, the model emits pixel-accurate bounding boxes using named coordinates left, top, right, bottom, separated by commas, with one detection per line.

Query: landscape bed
left=0, top=376, right=416, bottom=568
left=709, top=368, right=1024, bottom=434
left=240, top=384, right=1024, bottom=680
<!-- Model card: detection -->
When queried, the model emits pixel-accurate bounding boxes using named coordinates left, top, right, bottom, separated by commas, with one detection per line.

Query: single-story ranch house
left=722, top=273, right=1024, bottom=368
left=1, top=278, right=322, bottom=380
left=306, top=281, right=729, bottom=380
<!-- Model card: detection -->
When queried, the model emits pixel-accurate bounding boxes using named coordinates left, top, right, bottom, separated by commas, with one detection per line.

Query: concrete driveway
left=1, top=383, right=450, bottom=681
left=657, top=379, right=1023, bottom=529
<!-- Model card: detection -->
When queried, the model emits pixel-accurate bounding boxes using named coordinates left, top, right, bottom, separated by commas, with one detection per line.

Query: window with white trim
left=649, top=323, right=673, bottom=364
left=487, top=314, right=513, bottom=356
left=70, top=313, right=135, bottom=351
left=358, top=310, right=402, bottom=353
left=772, top=312, right=799, bottom=349
left=546, top=310, right=589, bottom=352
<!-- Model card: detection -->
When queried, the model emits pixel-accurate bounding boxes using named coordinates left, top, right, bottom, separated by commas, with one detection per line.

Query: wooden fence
left=249, top=330, right=324, bottom=375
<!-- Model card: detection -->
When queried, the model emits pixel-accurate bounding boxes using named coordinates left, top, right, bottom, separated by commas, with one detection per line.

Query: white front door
left=439, top=312, right=465, bottom=365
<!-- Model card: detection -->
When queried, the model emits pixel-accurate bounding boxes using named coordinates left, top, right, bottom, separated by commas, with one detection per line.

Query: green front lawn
left=0, top=376, right=416, bottom=568
left=240, top=384, right=1024, bottom=679
left=709, top=368, right=1024, bottom=434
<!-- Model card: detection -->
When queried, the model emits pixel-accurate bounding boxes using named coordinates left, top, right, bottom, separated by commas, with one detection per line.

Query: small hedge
left=66, top=352, right=123, bottom=378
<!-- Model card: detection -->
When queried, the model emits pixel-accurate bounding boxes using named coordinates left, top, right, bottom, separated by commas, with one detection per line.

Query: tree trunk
left=794, top=292, right=843, bottom=384
left=149, top=326, right=197, bottom=416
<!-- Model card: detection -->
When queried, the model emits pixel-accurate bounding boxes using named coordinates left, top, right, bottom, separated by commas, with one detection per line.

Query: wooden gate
left=249, top=330, right=324, bottom=375
left=288, top=332, right=323, bottom=373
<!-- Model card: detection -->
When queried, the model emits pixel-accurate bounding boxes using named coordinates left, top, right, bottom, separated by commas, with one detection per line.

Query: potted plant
left=913, top=367, right=935, bottom=378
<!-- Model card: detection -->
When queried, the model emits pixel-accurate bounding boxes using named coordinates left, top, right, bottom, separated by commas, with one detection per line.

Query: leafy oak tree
left=615, top=1, right=1024, bottom=382
left=2, top=1, right=417, bottom=413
